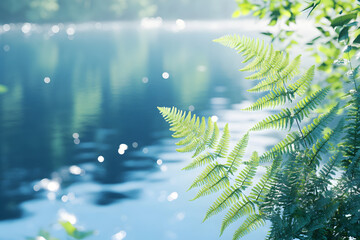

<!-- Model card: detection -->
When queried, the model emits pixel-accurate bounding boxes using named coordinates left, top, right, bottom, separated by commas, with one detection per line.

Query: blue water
left=0, top=21, right=277, bottom=240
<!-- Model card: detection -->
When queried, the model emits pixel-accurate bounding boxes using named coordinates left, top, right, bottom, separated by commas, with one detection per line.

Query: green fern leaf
left=213, top=34, right=243, bottom=49
left=203, top=186, right=242, bottom=222
left=308, top=120, right=343, bottom=166
left=278, top=55, right=301, bottom=82
left=182, top=152, right=216, bottom=171
left=188, top=162, right=226, bottom=190
left=277, top=52, right=290, bottom=72
left=288, top=65, right=315, bottom=96
left=244, top=66, right=313, bottom=111
left=193, top=117, right=214, bottom=157
left=246, top=53, right=299, bottom=93
left=220, top=195, right=255, bottom=235
left=250, top=108, right=293, bottom=131
left=260, top=132, right=301, bottom=162
left=175, top=116, right=199, bottom=146
left=240, top=41, right=268, bottom=72
left=248, top=75, right=283, bottom=93
left=249, top=158, right=279, bottom=203
left=242, top=38, right=261, bottom=63
left=243, top=87, right=290, bottom=111
left=191, top=176, right=230, bottom=200
left=291, top=87, right=329, bottom=122
left=209, top=122, right=220, bottom=149
left=235, top=152, right=259, bottom=190
left=232, top=214, right=266, bottom=240
left=215, top=124, right=230, bottom=157
left=318, top=153, right=341, bottom=184
left=226, top=133, right=249, bottom=174
left=170, top=111, right=194, bottom=138
left=301, top=104, right=339, bottom=146
left=245, top=49, right=282, bottom=81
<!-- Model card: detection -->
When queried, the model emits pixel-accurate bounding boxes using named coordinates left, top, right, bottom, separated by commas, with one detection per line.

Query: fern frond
left=232, top=214, right=266, bottom=240
left=242, top=38, right=261, bottom=63
left=291, top=87, right=329, bottom=122
left=213, top=34, right=243, bottom=49
left=248, top=75, right=282, bottom=93
left=159, top=107, right=221, bottom=154
left=244, top=66, right=315, bottom=112
left=193, top=117, right=214, bottom=157
left=243, top=87, right=290, bottom=111
left=289, top=65, right=315, bottom=96
left=214, top=35, right=266, bottom=69
left=245, top=48, right=282, bottom=80
left=278, top=55, right=301, bottom=82
left=235, top=152, right=259, bottom=190
left=203, top=186, right=242, bottom=222
left=260, top=132, right=301, bottom=162
left=240, top=42, right=268, bottom=72
left=220, top=196, right=255, bottom=235
left=171, top=111, right=195, bottom=138
left=249, top=159, right=279, bottom=203
left=176, top=116, right=202, bottom=152
left=276, top=52, right=290, bottom=72
left=226, top=133, right=249, bottom=174
left=215, top=124, right=230, bottom=158
left=301, top=104, right=339, bottom=146
left=191, top=176, right=230, bottom=201
left=182, top=152, right=216, bottom=171
left=188, top=162, right=226, bottom=190
left=318, top=153, right=341, bottom=184
left=308, top=121, right=343, bottom=166
left=209, top=122, right=220, bottom=149
left=341, top=93, right=360, bottom=169
left=250, top=108, right=293, bottom=131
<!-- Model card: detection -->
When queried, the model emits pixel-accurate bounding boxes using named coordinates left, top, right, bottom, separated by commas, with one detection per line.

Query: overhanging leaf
left=331, top=13, right=357, bottom=27
left=338, top=27, right=349, bottom=42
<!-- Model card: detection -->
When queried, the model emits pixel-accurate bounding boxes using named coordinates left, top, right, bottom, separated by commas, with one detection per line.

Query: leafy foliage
left=159, top=33, right=360, bottom=239
left=232, top=0, right=360, bottom=110
left=59, top=221, right=94, bottom=240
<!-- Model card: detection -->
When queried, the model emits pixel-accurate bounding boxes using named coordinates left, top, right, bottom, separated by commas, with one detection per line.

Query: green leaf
left=338, top=27, right=349, bottom=42
left=60, top=221, right=76, bottom=236
left=225, top=133, right=249, bottom=173
left=353, top=34, right=360, bottom=44
left=182, top=152, right=215, bottom=171
left=60, top=221, right=94, bottom=239
left=232, top=214, right=266, bottom=240
left=302, top=0, right=320, bottom=17
left=234, top=152, right=259, bottom=190
left=214, top=124, right=230, bottom=158
left=188, top=162, right=226, bottom=190
left=203, top=186, right=242, bottom=222
left=331, top=13, right=357, bottom=27
left=343, top=45, right=352, bottom=53
left=220, top=195, right=255, bottom=235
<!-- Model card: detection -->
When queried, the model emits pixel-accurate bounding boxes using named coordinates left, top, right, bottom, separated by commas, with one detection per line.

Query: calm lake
left=0, top=20, right=279, bottom=239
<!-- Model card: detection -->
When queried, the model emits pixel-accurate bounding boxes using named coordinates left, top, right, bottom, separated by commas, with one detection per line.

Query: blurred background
left=0, top=0, right=235, bottom=23
left=0, top=0, right=284, bottom=239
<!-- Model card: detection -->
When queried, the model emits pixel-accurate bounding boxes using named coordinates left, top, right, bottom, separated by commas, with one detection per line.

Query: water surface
left=0, top=21, right=275, bottom=239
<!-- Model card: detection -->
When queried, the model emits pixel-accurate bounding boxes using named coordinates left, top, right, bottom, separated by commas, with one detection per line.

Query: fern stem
left=280, top=72, right=309, bottom=149
left=295, top=117, right=308, bottom=148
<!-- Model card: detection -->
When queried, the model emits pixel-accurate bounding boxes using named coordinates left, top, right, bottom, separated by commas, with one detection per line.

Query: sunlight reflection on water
left=0, top=19, right=316, bottom=239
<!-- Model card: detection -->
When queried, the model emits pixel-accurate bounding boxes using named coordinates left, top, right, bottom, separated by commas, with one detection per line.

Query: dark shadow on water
left=95, top=190, right=140, bottom=206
